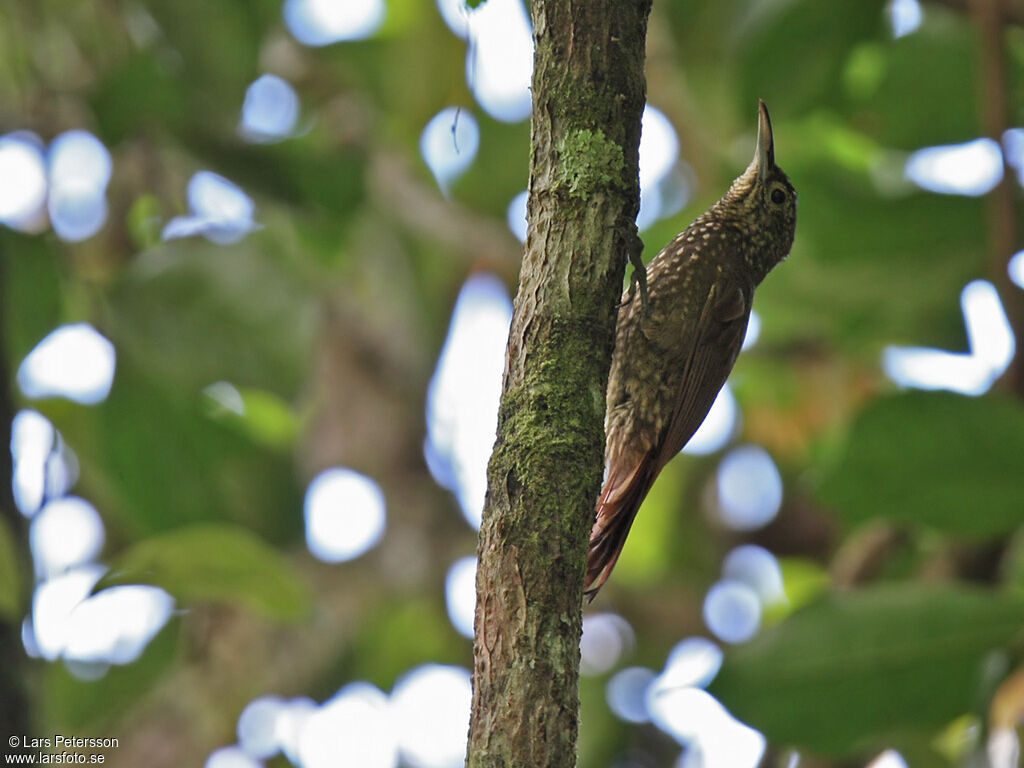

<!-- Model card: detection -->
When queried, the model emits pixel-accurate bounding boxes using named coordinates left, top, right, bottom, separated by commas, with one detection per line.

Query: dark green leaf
left=185, top=133, right=367, bottom=218
left=91, top=53, right=187, bottom=143
left=710, top=584, right=1024, bottom=755
left=817, top=392, right=1024, bottom=535
left=854, top=12, right=980, bottom=148
left=41, top=360, right=301, bottom=540
left=97, top=523, right=311, bottom=622
left=1, top=232, right=64, bottom=367
left=106, top=240, right=317, bottom=396
left=735, top=0, right=886, bottom=116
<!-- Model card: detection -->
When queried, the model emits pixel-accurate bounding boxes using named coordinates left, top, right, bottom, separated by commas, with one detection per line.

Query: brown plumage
left=585, top=101, right=798, bottom=600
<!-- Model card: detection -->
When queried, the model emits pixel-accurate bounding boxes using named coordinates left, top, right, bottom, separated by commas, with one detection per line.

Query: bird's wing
left=652, top=270, right=751, bottom=471
left=584, top=269, right=751, bottom=600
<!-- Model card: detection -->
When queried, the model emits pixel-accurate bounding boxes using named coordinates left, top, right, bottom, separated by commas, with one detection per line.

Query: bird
left=585, top=100, right=797, bottom=600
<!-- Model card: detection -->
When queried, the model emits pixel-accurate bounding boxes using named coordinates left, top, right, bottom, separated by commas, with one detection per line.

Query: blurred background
left=1, top=0, right=1023, bottom=767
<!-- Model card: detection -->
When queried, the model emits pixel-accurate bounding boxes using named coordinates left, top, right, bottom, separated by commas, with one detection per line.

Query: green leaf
left=817, top=392, right=1024, bottom=535
left=203, top=385, right=301, bottom=451
left=106, top=240, right=318, bottom=397
left=1, top=232, right=64, bottom=367
left=41, top=360, right=302, bottom=540
left=855, top=12, right=980, bottom=148
left=709, top=584, right=1024, bottom=755
left=0, top=515, right=23, bottom=621
left=97, top=523, right=311, bottom=622
left=765, top=558, right=831, bottom=622
left=755, top=153, right=986, bottom=352
left=91, top=53, right=187, bottom=143
left=735, top=0, right=886, bottom=116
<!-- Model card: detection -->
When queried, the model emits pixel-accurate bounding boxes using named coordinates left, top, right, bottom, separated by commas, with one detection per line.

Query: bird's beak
left=755, top=99, right=774, bottom=175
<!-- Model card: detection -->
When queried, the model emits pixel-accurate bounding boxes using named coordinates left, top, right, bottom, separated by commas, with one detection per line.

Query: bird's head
left=719, top=100, right=797, bottom=281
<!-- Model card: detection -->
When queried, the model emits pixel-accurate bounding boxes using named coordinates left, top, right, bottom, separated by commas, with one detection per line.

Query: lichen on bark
left=557, top=129, right=627, bottom=199
left=465, top=1, right=652, bottom=767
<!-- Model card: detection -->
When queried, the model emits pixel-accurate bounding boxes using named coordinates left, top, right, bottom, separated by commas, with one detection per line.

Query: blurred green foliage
left=711, top=585, right=1024, bottom=754
left=1, top=0, right=1023, bottom=766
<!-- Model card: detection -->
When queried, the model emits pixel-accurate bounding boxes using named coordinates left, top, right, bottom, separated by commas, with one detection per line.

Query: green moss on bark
left=557, top=129, right=626, bottom=200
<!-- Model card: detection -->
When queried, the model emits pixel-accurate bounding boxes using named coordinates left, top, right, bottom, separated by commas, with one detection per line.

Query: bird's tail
left=584, top=454, right=656, bottom=602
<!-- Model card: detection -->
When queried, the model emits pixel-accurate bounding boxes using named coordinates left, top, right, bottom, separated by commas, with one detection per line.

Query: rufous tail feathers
left=584, top=454, right=656, bottom=601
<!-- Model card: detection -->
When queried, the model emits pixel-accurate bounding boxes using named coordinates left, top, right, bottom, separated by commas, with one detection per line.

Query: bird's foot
left=625, top=229, right=649, bottom=317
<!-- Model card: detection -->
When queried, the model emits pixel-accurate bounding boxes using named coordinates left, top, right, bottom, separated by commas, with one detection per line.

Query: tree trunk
left=466, top=2, right=651, bottom=766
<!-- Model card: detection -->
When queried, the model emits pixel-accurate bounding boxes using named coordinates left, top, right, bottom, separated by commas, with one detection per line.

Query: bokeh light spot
left=465, top=0, right=533, bottom=122
left=741, top=310, right=761, bottom=351
left=63, top=585, right=174, bottom=665
left=905, top=138, right=1002, bottom=196
left=237, top=695, right=287, bottom=759
left=163, top=171, right=258, bottom=244
left=721, top=545, right=786, bottom=607
left=426, top=273, right=512, bottom=529
left=649, top=687, right=765, bottom=768
left=304, top=468, right=386, bottom=563
left=636, top=184, right=664, bottom=233
left=205, top=746, right=262, bottom=768
left=445, top=555, right=477, bottom=639
left=18, top=323, right=116, bottom=405
left=883, top=279, right=1014, bottom=395
left=988, top=729, right=1020, bottom=768
left=635, top=106, right=682, bottom=230
left=284, top=0, right=386, bottom=46
left=391, top=665, right=472, bottom=768
left=277, top=697, right=318, bottom=765
left=962, top=280, right=1014, bottom=373
left=1009, top=251, right=1024, bottom=290
left=48, top=187, right=108, bottom=243
left=420, top=107, right=480, bottom=195
left=580, top=613, right=635, bottom=676
left=240, top=74, right=300, bottom=142
left=30, top=496, right=104, bottom=579
left=47, top=129, right=112, bottom=242
left=654, top=637, right=723, bottom=693
left=11, top=410, right=57, bottom=516
left=703, top=580, right=761, bottom=644
left=437, top=0, right=471, bottom=38
left=682, top=383, right=739, bottom=456
left=506, top=189, right=528, bottom=243
left=49, top=130, right=112, bottom=192
left=866, top=750, right=909, bottom=768
left=204, top=381, right=246, bottom=416
left=639, top=106, right=680, bottom=191
left=1004, top=128, right=1024, bottom=186
left=298, top=683, right=397, bottom=768
left=31, top=565, right=105, bottom=661
left=716, top=445, right=783, bottom=530
left=606, top=666, right=656, bottom=724
left=887, top=0, right=922, bottom=38
left=0, top=133, right=47, bottom=230
left=882, top=347, right=992, bottom=396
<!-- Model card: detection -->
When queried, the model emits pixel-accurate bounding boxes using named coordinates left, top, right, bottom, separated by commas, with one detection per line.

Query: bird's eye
left=770, top=188, right=786, bottom=204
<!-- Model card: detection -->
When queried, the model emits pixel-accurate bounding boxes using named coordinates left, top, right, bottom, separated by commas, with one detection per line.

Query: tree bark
left=466, top=2, right=651, bottom=767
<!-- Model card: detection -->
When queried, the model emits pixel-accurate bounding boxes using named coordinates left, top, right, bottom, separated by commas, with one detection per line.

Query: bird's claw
left=626, top=231, right=649, bottom=317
